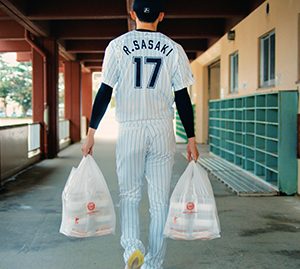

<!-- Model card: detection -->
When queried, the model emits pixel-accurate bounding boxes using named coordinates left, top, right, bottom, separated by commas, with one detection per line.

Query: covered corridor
left=1, top=0, right=300, bottom=268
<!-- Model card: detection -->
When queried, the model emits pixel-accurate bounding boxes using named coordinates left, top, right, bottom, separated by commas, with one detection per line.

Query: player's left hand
left=187, top=137, right=199, bottom=162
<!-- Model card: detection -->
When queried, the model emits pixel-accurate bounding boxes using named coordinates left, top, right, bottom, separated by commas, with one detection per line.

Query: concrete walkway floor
left=0, top=138, right=300, bottom=269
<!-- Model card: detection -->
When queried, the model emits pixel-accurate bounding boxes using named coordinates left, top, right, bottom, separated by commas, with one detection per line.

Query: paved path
left=0, top=139, right=300, bottom=269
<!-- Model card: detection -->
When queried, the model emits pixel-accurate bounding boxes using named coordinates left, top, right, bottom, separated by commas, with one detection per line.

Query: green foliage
left=0, top=54, right=32, bottom=116
left=58, top=73, right=65, bottom=105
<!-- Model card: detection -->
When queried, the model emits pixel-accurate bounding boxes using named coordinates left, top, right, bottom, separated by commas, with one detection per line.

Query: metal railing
left=28, top=123, right=40, bottom=152
left=0, top=120, right=73, bottom=186
left=59, top=119, right=71, bottom=150
left=59, top=119, right=70, bottom=141
left=0, top=123, right=41, bottom=186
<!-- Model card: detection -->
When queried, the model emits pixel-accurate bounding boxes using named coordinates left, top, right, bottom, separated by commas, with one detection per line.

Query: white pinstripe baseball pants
left=116, top=119, right=175, bottom=269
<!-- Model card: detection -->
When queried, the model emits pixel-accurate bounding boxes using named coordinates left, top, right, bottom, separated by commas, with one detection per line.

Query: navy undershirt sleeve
left=89, top=83, right=113, bottom=129
left=174, top=88, right=195, bottom=138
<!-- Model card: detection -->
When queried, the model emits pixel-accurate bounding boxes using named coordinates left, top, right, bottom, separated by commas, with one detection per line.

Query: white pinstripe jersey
left=102, top=30, right=194, bottom=122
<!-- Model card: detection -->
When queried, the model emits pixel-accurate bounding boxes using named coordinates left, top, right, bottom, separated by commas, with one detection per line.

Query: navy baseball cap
left=133, top=0, right=165, bottom=23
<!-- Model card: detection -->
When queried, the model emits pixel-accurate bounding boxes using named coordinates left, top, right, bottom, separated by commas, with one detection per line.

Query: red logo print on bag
left=87, top=202, right=96, bottom=211
left=186, top=202, right=195, bottom=211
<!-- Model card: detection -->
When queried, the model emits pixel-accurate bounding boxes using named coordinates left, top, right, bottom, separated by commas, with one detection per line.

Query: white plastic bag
left=164, top=161, right=221, bottom=240
left=59, top=155, right=116, bottom=238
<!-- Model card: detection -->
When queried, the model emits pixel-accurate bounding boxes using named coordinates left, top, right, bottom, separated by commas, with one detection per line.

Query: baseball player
left=82, top=0, right=199, bottom=268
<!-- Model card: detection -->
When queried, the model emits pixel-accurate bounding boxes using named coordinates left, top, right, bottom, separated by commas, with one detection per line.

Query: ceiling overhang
left=0, top=0, right=265, bottom=71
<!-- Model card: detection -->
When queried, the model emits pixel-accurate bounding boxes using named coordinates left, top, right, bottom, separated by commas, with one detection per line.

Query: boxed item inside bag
left=164, top=161, right=221, bottom=240
left=60, top=155, right=116, bottom=238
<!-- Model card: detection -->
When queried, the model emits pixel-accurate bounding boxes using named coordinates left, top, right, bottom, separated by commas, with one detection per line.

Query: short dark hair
left=133, top=0, right=164, bottom=23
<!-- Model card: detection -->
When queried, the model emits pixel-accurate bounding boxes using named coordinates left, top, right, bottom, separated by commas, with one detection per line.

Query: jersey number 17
left=133, top=57, right=162, bottom=89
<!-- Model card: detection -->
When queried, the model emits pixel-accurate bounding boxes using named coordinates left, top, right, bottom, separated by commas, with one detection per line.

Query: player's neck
left=135, top=21, right=158, bottom=32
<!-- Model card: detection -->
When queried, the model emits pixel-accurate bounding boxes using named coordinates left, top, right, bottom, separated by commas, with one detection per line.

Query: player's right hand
left=81, top=136, right=94, bottom=156
left=81, top=128, right=96, bottom=156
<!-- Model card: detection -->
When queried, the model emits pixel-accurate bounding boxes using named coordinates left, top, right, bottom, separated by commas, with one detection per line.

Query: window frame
left=229, top=51, right=239, bottom=94
left=259, top=30, right=275, bottom=88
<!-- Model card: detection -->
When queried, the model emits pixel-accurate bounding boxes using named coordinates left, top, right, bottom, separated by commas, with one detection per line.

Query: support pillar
left=32, top=47, right=46, bottom=157
left=43, top=38, right=59, bottom=158
left=81, top=72, right=93, bottom=132
left=64, top=61, right=81, bottom=142
left=29, top=35, right=59, bottom=159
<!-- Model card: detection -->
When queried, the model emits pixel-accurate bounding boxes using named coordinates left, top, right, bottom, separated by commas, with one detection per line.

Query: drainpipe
left=24, top=29, right=48, bottom=118
left=25, top=30, right=46, bottom=60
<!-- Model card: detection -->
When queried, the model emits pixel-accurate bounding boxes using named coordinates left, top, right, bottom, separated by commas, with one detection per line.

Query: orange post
left=81, top=71, right=93, bottom=133
left=32, top=48, right=47, bottom=157
left=64, top=61, right=81, bottom=142
left=43, top=38, right=59, bottom=158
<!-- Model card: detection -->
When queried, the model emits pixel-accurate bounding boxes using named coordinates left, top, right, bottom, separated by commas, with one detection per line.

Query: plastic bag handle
left=191, top=162, right=198, bottom=199
left=181, top=161, right=198, bottom=205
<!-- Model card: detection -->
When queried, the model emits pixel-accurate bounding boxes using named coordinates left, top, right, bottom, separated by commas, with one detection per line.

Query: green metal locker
left=208, top=91, right=298, bottom=195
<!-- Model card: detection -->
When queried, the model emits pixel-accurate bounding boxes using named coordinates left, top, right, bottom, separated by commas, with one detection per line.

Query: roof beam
left=0, top=19, right=24, bottom=40
left=159, top=18, right=225, bottom=39
left=53, top=18, right=226, bottom=41
left=175, top=39, right=208, bottom=52
left=58, top=44, right=76, bottom=61
left=77, top=53, right=105, bottom=61
left=84, top=62, right=102, bottom=68
left=27, top=0, right=127, bottom=20
left=0, top=40, right=30, bottom=52
left=25, top=0, right=260, bottom=20
left=51, top=20, right=128, bottom=39
left=65, top=40, right=110, bottom=53
left=164, top=0, right=251, bottom=18
left=0, top=8, right=10, bottom=19
left=0, top=0, right=50, bottom=36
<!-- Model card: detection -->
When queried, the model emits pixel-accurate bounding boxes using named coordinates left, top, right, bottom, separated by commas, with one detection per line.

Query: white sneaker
left=124, top=250, right=144, bottom=269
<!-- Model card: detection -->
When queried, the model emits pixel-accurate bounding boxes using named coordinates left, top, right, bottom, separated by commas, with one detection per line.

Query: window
left=208, top=60, right=220, bottom=99
left=298, top=14, right=300, bottom=82
left=260, top=31, right=275, bottom=87
left=230, top=52, right=239, bottom=93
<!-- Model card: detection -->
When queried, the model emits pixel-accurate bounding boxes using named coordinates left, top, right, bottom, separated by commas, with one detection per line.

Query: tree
left=9, top=62, right=32, bottom=115
left=0, top=55, right=11, bottom=116
left=0, top=54, right=32, bottom=116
